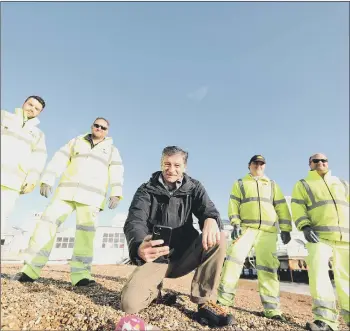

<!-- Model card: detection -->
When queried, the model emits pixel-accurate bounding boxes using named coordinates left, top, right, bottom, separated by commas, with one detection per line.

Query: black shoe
left=270, top=314, right=287, bottom=322
left=152, top=292, right=178, bottom=305
left=306, top=320, right=333, bottom=331
left=152, top=281, right=165, bottom=304
left=196, top=301, right=234, bottom=327
left=162, top=293, right=178, bottom=306
left=75, top=279, right=96, bottom=287
left=12, top=272, right=35, bottom=283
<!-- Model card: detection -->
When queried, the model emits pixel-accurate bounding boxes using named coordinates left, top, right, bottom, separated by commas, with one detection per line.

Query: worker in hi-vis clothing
left=1, top=96, right=47, bottom=239
left=217, top=155, right=292, bottom=321
left=14, top=117, right=124, bottom=286
left=291, top=153, right=349, bottom=331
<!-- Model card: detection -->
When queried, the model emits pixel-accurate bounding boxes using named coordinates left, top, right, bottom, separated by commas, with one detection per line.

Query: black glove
left=231, top=224, right=242, bottom=240
left=280, top=231, right=291, bottom=245
left=302, top=226, right=319, bottom=243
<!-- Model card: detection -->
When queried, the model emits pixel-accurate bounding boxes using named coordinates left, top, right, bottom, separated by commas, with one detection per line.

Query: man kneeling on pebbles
left=121, top=146, right=234, bottom=327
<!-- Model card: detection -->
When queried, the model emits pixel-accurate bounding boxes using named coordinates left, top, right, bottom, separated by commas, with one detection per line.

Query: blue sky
left=2, top=2, right=349, bottom=230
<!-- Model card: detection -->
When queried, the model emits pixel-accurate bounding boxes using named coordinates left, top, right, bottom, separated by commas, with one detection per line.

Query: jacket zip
left=74, top=139, right=94, bottom=199
left=150, top=188, right=188, bottom=227
left=322, top=178, right=342, bottom=241
left=73, top=139, right=110, bottom=201
left=256, top=180, right=262, bottom=229
left=161, top=203, right=168, bottom=226
left=22, top=112, right=27, bottom=128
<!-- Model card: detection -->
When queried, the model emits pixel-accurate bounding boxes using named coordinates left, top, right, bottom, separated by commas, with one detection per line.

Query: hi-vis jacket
left=291, top=170, right=349, bottom=242
left=41, top=133, right=124, bottom=209
left=229, top=174, right=292, bottom=233
left=1, top=108, right=47, bottom=191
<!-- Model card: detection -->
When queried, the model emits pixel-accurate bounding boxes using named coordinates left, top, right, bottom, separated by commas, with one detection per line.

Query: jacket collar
left=79, top=132, right=113, bottom=145
left=146, top=171, right=195, bottom=196
left=15, top=108, right=40, bottom=128
left=244, top=173, right=271, bottom=183
left=158, top=173, right=183, bottom=191
left=306, top=169, right=332, bottom=180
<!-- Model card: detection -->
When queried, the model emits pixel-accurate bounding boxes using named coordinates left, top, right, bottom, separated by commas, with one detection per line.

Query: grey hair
left=161, top=146, right=188, bottom=164
left=94, top=117, right=110, bottom=127
left=309, top=152, right=327, bottom=163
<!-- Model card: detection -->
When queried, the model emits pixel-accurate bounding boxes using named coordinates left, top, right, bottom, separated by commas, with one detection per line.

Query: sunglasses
left=93, top=123, right=108, bottom=131
left=312, top=159, right=328, bottom=163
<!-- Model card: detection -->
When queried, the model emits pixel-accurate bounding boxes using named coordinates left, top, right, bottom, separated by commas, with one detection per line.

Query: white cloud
left=187, top=86, right=209, bottom=102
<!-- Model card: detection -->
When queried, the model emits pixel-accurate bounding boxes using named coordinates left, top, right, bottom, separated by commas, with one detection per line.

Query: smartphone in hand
left=152, top=225, right=172, bottom=247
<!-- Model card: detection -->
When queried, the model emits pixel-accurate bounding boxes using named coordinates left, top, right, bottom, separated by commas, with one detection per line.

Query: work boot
left=152, top=281, right=177, bottom=305
left=75, top=279, right=96, bottom=287
left=270, top=314, right=287, bottom=322
left=152, top=281, right=164, bottom=304
left=12, top=272, right=35, bottom=283
left=306, top=320, right=333, bottom=331
left=162, top=292, right=178, bottom=305
left=196, top=301, right=234, bottom=327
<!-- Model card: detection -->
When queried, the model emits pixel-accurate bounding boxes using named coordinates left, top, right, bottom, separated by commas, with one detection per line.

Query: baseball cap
left=249, top=155, right=266, bottom=164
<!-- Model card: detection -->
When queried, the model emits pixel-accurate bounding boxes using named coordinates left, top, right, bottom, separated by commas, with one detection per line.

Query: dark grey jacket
left=124, top=171, right=223, bottom=265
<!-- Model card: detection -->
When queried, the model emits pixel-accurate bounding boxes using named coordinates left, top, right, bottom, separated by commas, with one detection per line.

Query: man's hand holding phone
left=137, top=235, right=170, bottom=263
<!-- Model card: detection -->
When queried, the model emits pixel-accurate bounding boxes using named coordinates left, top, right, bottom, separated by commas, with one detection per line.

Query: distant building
left=280, top=196, right=308, bottom=258
left=1, top=197, right=308, bottom=264
left=1, top=212, right=129, bottom=264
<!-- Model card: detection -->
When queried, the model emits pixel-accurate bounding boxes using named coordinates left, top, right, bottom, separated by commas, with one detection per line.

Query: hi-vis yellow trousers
left=21, top=198, right=100, bottom=285
left=1, top=185, right=20, bottom=237
left=306, top=239, right=349, bottom=330
left=218, top=228, right=281, bottom=318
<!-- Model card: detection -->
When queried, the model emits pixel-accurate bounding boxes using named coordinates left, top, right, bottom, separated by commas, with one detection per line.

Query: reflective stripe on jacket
left=228, top=174, right=292, bottom=232
left=41, top=133, right=124, bottom=209
left=1, top=108, right=47, bottom=191
left=291, top=170, right=349, bottom=242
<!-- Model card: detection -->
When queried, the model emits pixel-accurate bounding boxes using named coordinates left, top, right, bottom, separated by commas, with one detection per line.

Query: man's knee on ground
left=121, top=298, right=142, bottom=314
left=120, top=284, right=153, bottom=314
left=121, top=286, right=143, bottom=313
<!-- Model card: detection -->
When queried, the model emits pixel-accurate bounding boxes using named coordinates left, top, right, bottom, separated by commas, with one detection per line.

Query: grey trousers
left=121, top=232, right=227, bottom=313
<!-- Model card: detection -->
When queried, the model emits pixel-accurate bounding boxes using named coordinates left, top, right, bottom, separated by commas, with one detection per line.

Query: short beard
left=24, top=111, right=34, bottom=119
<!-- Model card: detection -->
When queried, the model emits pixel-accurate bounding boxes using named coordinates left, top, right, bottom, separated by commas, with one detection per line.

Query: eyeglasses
left=312, top=159, right=328, bottom=163
left=93, top=123, right=108, bottom=131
